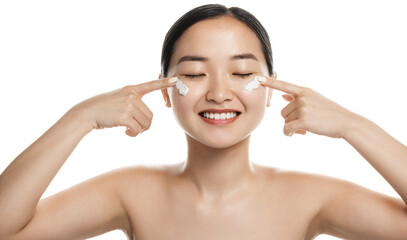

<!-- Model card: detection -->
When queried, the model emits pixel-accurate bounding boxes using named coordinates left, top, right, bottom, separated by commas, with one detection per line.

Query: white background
left=1, top=0, right=406, bottom=239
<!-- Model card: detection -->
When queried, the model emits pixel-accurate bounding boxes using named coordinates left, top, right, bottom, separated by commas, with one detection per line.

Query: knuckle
left=141, top=121, right=149, bottom=129
left=146, top=118, right=152, bottom=128
left=298, top=106, right=307, bottom=115
left=148, top=110, right=153, bottom=119
left=123, top=86, right=140, bottom=99
left=281, top=110, right=285, bottom=118
left=297, top=97, right=307, bottom=107
left=118, top=115, right=129, bottom=126
left=303, top=87, right=313, bottom=94
left=283, top=125, right=291, bottom=135
left=125, top=102, right=136, bottom=112
left=126, top=93, right=138, bottom=103
left=298, top=116, right=306, bottom=125
left=298, top=114, right=309, bottom=125
left=128, top=128, right=140, bottom=137
left=122, top=85, right=133, bottom=92
left=281, top=107, right=288, bottom=117
left=130, top=124, right=142, bottom=134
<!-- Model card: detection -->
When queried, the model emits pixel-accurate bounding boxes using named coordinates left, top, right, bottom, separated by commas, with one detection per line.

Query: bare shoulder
left=256, top=164, right=361, bottom=196
left=8, top=165, right=172, bottom=240
left=106, top=164, right=176, bottom=190
left=251, top=164, right=365, bottom=237
left=270, top=168, right=387, bottom=202
left=266, top=168, right=407, bottom=239
left=109, top=163, right=183, bottom=204
left=110, top=162, right=183, bottom=181
left=250, top=163, right=343, bottom=209
left=258, top=166, right=405, bottom=228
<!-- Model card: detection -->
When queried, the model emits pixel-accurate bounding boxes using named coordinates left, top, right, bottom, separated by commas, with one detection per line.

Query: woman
left=1, top=4, right=406, bottom=240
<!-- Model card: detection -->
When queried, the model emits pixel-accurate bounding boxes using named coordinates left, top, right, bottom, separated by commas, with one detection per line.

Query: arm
left=12, top=168, right=132, bottom=240
left=260, top=77, right=407, bottom=239
left=317, top=116, right=407, bottom=239
left=0, top=109, right=132, bottom=240
left=343, top=115, right=407, bottom=204
left=0, top=78, right=176, bottom=239
left=0, top=109, right=93, bottom=237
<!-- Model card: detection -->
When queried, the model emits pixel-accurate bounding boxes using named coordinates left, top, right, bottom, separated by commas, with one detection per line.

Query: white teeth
left=201, top=112, right=238, bottom=120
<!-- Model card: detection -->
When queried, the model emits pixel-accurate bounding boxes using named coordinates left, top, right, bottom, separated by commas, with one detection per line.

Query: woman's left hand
left=261, top=77, right=361, bottom=138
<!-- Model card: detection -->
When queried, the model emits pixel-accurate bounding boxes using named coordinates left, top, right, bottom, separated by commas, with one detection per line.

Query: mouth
left=198, top=109, right=241, bottom=125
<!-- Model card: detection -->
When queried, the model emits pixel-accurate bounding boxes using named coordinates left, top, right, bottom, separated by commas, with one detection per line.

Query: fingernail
left=168, top=77, right=178, bottom=83
left=257, top=76, right=267, bottom=82
left=282, top=94, right=294, bottom=102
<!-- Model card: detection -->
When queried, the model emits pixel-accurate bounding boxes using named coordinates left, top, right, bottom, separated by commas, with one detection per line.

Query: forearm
left=0, top=107, right=93, bottom=235
left=343, top=115, right=407, bottom=204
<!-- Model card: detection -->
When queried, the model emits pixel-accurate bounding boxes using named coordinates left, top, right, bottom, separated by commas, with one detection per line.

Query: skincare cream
left=175, top=78, right=189, bottom=96
left=244, top=76, right=266, bottom=91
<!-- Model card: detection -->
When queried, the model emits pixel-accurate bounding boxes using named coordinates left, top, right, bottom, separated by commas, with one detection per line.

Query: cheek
left=169, top=80, right=267, bottom=118
left=168, top=83, right=204, bottom=116
left=239, top=85, right=267, bottom=116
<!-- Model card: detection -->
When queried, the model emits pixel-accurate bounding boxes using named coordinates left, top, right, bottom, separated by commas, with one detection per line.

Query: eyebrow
left=230, top=53, right=258, bottom=61
left=177, top=55, right=209, bottom=65
left=176, top=53, right=258, bottom=65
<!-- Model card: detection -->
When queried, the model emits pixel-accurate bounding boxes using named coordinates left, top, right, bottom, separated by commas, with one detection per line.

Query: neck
left=181, top=135, right=255, bottom=200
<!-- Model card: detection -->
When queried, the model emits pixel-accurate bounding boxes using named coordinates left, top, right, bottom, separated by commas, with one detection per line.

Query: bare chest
left=128, top=188, right=320, bottom=240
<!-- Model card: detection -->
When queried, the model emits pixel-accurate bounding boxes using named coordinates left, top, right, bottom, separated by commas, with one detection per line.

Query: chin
left=186, top=129, right=252, bottom=149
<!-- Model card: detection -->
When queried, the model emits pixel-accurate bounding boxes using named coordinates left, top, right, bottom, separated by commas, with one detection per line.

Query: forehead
left=171, top=16, right=264, bottom=61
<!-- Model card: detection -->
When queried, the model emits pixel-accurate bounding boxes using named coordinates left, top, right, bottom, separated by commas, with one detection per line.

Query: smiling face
left=163, top=16, right=272, bottom=148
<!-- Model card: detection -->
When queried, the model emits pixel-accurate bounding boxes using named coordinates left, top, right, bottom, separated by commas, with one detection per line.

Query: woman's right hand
left=72, top=78, right=176, bottom=137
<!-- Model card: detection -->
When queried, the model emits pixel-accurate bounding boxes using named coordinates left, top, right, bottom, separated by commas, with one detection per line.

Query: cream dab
left=175, top=78, right=189, bottom=96
left=244, top=76, right=267, bottom=91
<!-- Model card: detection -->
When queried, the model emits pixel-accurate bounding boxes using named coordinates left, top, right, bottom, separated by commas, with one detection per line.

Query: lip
left=198, top=109, right=241, bottom=126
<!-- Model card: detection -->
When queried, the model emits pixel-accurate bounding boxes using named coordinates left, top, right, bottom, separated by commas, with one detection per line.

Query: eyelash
left=233, top=73, right=253, bottom=78
left=184, top=74, right=206, bottom=79
left=183, top=73, right=253, bottom=79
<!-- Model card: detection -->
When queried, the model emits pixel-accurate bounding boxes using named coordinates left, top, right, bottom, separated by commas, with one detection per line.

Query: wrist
left=63, top=105, right=95, bottom=135
left=341, top=112, right=371, bottom=141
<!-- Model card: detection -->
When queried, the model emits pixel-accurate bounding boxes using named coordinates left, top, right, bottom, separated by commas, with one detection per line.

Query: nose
left=205, top=75, right=234, bottom=103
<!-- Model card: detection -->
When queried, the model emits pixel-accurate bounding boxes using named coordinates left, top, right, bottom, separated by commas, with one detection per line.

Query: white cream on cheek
left=244, top=76, right=267, bottom=91
left=172, top=75, right=267, bottom=96
left=174, top=78, right=189, bottom=96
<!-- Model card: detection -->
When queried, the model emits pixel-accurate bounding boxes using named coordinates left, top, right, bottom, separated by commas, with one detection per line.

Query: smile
left=198, top=109, right=241, bottom=125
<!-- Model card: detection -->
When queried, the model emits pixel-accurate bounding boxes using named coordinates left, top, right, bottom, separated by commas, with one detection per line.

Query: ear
left=266, top=71, right=277, bottom=107
left=159, top=73, right=172, bottom=108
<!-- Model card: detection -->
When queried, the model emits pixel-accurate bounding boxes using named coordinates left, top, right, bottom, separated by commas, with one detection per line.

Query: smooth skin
left=0, top=79, right=177, bottom=239
left=1, top=15, right=407, bottom=240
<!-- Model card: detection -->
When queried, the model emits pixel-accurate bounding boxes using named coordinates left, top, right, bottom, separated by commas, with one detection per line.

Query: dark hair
left=161, top=4, right=273, bottom=77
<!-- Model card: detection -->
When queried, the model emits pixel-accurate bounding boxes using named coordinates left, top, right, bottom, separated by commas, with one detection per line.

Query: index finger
left=135, top=77, right=177, bottom=97
left=260, top=76, right=305, bottom=96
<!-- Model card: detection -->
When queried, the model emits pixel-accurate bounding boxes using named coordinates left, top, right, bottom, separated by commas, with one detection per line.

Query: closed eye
left=183, top=74, right=206, bottom=79
left=233, top=73, right=253, bottom=78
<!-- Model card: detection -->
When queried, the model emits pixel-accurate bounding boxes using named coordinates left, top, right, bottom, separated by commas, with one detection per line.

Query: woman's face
left=164, top=16, right=271, bottom=148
